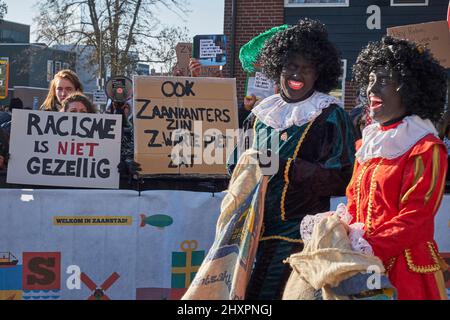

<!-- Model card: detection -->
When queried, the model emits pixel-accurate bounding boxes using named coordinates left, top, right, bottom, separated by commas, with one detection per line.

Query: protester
left=0, top=97, right=24, bottom=136
left=104, top=98, right=141, bottom=182
left=106, top=99, right=133, bottom=127
left=40, top=69, right=83, bottom=112
left=348, top=36, right=448, bottom=300
left=228, top=18, right=356, bottom=299
left=61, top=92, right=97, bottom=113
left=0, top=98, right=23, bottom=127
left=188, top=58, right=223, bottom=78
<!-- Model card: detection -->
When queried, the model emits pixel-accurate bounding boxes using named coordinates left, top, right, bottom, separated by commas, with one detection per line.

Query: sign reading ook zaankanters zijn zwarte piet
left=133, top=76, right=238, bottom=175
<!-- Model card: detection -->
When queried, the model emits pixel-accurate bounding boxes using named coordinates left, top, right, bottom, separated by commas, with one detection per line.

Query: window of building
left=285, top=0, right=349, bottom=7
left=390, top=0, right=428, bottom=6
left=54, top=61, right=62, bottom=74
left=46, top=60, right=54, bottom=82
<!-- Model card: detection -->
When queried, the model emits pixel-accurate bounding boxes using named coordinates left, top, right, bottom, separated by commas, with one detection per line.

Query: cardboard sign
left=133, top=76, right=238, bottom=175
left=0, top=57, right=9, bottom=100
left=175, top=42, right=193, bottom=76
left=387, top=20, right=450, bottom=68
left=245, top=71, right=276, bottom=101
left=193, top=35, right=226, bottom=67
left=7, top=110, right=122, bottom=189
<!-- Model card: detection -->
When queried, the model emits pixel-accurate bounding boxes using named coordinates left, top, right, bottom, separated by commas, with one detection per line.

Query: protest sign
left=7, top=110, right=122, bottom=189
left=175, top=42, right=193, bottom=76
left=193, top=35, right=226, bottom=67
left=133, top=76, right=238, bottom=175
left=0, top=57, right=9, bottom=100
left=387, top=20, right=450, bottom=68
left=245, top=71, right=276, bottom=101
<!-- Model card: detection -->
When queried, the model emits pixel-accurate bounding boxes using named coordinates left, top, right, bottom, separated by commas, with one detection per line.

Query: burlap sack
left=182, top=150, right=267, bottom=300
left=283, top=214, right=385, bottom=300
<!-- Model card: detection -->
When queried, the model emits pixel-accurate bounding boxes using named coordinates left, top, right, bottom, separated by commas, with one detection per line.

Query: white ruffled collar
left=251, top=91, right=342, bottom=131
left=356, top=115, right=438, bottom=163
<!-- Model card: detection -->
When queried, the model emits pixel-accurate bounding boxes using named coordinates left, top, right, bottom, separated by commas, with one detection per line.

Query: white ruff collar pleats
left=251, top=92, right=342, bottom=131
left=356, top=115, right=438, bottom=163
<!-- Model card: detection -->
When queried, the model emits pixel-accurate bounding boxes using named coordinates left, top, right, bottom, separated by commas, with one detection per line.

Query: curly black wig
left=260, top=18, right=341, bottom=93
left=353, top=36, right=447, bottom=122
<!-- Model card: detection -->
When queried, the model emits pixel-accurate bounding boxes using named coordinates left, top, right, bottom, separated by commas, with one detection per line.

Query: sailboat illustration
left=0, top=252, right=19, bottom=266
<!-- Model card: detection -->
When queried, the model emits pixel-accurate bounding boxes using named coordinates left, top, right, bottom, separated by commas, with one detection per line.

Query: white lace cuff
left=300, top=211, right=332, bottom=242
left=335, top=203, right=353, bottom=225
left=349, top=223, right=374, bottom=255
left=300, top=203, right=374, bottom=256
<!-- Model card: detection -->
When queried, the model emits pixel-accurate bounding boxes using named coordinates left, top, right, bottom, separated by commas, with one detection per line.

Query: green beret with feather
left=239, top=24, right=290, bottom=73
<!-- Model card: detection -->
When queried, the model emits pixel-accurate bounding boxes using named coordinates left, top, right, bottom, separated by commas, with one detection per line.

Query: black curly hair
left=260, top=18, right=341, bottom=93
left=353, top=36, right=447, bottom=122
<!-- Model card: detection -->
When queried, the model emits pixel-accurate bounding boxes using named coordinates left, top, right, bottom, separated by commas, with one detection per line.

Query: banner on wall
left=0, top=190, right=448, bottom=300
left=7, top=110, right=122, bottom=189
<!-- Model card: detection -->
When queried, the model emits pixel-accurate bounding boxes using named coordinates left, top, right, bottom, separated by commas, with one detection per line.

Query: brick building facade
left=223, top=0, right=284, bottom=107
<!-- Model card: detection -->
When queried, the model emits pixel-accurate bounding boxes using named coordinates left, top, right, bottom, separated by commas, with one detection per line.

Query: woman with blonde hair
left=40, top=69, right=83, bottom=111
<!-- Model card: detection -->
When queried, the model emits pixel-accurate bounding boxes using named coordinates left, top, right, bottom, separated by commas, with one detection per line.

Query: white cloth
left=300, top=203, right=373, bottom=255
left=251, top=92, right=342, bottom=131
left=356, top=115, right=438, bottom=163
left=283, top=214, right=384, bottom=300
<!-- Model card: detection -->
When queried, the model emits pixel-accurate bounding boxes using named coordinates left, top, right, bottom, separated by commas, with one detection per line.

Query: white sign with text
left=7, top=110, right=122, bottom=189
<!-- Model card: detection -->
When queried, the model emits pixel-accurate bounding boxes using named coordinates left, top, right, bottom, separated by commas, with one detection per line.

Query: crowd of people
left=0, top=17, right=449, bottom=300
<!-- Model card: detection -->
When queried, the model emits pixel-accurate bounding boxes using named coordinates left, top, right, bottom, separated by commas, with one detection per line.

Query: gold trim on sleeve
left=366, top=159, right=383, bottom=233
left=404, top=242, right=442, bottom=273
left=385, top=257, right=397, bottom=273
left=433, top=174, right=446, bottom=213
left=355, top=162, right=370, bottom=223
left=425, top=145, right=440, bottom=203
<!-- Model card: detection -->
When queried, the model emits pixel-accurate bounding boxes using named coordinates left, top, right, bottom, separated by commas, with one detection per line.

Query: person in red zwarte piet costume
left=350, top=36, right=449, bottom=300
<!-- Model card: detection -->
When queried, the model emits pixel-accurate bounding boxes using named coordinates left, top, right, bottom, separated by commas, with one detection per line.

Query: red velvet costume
left=346, top=120, right=448, bottom=300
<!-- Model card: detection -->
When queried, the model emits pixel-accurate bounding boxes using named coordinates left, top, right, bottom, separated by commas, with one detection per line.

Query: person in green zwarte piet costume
left=227, top=18, right=356, bottom=299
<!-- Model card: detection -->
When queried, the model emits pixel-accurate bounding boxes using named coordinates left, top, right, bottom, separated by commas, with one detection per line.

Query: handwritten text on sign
left=7, top=110, right=122, bottom=188
left=387, top=21, right=450, bottom=68
left=133, top=76, right=238, bottom=175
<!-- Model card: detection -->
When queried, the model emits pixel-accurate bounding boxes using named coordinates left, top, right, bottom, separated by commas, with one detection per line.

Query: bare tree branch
left=34, top=0, right=190, bottom=77
left=0, top=1, right=7, bottom=21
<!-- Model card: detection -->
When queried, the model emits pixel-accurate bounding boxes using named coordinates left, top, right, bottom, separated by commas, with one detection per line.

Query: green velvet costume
left=228, top=92, right=356, bottom=299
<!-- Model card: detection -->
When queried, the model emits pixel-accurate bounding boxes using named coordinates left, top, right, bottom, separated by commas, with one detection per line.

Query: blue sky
left=3, top=0, right=224, bottom=42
